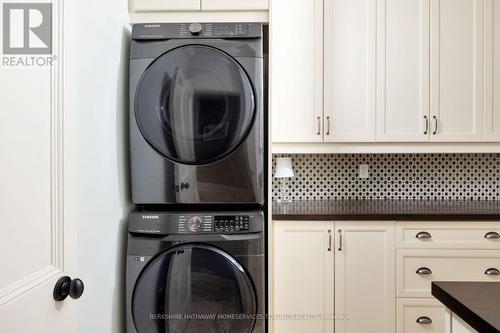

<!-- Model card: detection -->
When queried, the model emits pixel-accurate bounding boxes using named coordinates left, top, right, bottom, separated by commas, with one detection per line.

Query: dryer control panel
left=132, top=22, right=262, bottom=40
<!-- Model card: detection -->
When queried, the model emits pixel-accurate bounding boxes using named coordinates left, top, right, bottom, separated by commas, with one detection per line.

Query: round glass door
left=135, top=45, right=256, bottom=165
left=132, top=244, right=257, bottom=333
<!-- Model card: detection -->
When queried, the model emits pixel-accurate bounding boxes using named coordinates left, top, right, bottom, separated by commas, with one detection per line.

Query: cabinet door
left=335, top=222, right=396, bottom=333
left=324, top=0, right=376, bottom=141
left=376, top=0, right=430, bottom=142
left=273, top=221, right=334, bottom=333
left=485, top=0, right=500, bottom=141
left=270, top=0, right=323, bottom=142
left=132, top=0, right=200, bottom=12
left=430, top=0, right=484, bottom=141
left=201, top=0, right=268, bottom=11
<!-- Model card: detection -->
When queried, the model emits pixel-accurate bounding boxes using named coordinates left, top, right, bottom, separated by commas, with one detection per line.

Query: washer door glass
left=132, top=244, right=257, bottom=333
left=135, top=45, right=255, bottom=165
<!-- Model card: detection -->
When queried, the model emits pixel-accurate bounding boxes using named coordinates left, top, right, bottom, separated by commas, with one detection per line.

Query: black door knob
left=53, top=276, right=84, bottom=301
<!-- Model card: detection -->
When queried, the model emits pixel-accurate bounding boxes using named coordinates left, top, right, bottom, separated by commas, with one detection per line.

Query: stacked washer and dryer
left=126, top=23, right=267, bottom=333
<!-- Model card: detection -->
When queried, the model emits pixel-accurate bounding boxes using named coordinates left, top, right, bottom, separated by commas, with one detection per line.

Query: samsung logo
left=142, top=215, right=159, bottom=220
left=144, top=24, right=161, bottom=28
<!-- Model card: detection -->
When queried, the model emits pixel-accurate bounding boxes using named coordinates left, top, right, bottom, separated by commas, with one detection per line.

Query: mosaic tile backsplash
left=271, top=154, right=500, bottom=201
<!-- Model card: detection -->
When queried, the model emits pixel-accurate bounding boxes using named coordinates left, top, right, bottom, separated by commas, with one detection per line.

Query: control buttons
left=188, top=216, right=202, bottom=232
left=189, top=23, right=203, bottom=35
left=214, top=216, right=250, bottom=232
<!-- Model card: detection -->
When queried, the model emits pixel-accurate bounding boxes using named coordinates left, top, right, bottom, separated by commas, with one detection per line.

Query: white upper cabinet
left=132, top=0, right=201, bottom=12
left=376, top=0, right=430, bottom=142
left=429, top=0, right=484, bottom=141
left=324, top=0, right=376, bottom=141
left=271, top=0, right=498, bottom=146
left=201, top=0, right=268, bottom=11
left=132, top=0, right=268, bottom=12
left=271, top=0, right=323, bottom=142
left=485, top=0, right=500, bottom=141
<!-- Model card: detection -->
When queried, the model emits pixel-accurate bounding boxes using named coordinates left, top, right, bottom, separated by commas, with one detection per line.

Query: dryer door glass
left=135, top=45, right=256, bottom=165
left=132, top=244, right=257, bottom=333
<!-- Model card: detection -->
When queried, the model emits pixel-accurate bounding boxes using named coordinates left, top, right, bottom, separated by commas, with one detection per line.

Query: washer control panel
left=176, top=215, right=250, bottom=233
left=129, top=211, right=263, bottom=235
left=214, top=215, right=250, bottom=232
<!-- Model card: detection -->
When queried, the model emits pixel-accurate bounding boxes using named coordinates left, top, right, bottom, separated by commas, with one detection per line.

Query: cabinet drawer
left=397, top=299, right=447, bottom=333
left=397, top=250, right=500, bottom=298
left=396, top=222, right=500, bottom=249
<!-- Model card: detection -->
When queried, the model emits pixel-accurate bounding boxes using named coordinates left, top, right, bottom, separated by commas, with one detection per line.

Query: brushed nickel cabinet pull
left=326, top=116, right=331, bottom=135
left=328, top=230, right=332, bottom=252
left=485, top=268, right=500, bottom=276
left=424, top=115, right=429, bottom=135
left=338, top=229, right=343, bottom=251
left=317, top=116, right=321, bottom=135
left=416, top=267, right=432, bottom=275
left=432, top=115, right=438, bottom=135
left=416, top=231, right=432, bottom=239
left=485, top=231, right=500, bottom=239
left=416, top=316, right=432, bottom=325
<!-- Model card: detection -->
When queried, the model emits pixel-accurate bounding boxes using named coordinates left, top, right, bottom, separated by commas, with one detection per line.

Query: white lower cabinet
left=334, top=222, right=396, bottom=333
left=273, top=221, right=395, bottom=333
left=273, top=221, right=500, bottom=333
left=397, top=299, right=447, bottom=333
left=273, top=221, right=334, bottom=333
left=397, top=249, right=500, bottom=298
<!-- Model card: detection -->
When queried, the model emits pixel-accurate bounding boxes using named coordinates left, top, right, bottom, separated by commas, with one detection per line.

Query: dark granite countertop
left=432, top=281, right=500, bottom=333
left=272, top=200, right=500, bottom=220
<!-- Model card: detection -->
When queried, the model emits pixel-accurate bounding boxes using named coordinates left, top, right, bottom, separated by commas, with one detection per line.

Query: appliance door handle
left=485, top=231, right=500, bottom=239
left=416, top=316, right=432, bottom=325
left=416, top=267, right=432, bottom=275
left=416, top=231, right=432, bottom=239
left=485, top=268, right=500, bottom=276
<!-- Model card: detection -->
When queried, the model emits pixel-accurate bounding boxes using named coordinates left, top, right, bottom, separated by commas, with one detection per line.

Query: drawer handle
left=416, top=316, right=433, bottom=325
left=416, top=267, right=432, bottom=275
left=416, top=231, right=432, bottom=240
left=485, top=268, right=500, bottom=276
left=485, top=232, right=500, bottom=239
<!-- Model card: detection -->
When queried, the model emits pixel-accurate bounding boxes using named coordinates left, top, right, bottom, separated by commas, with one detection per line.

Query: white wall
left=74, top=0, right=131, bottom=332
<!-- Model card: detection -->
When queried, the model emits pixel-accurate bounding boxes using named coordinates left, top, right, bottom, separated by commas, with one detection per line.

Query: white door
left=0, top=0, right=130, bottom=332
left=335, top=222, right=396, bottom=333
left=273, top=221, right=334, bottom=333
left=201, top=0, right=268, bottom=11
left=485, top=0, right=500, bottom=141
left=430, top=0, right=484, bottom=141
left=376, top=0, right=431, bottom=142
left=0, top=1, right=77, bottom=332
left=270, top=0, right=323, bottom=142
left=324, top=0, right=376, bottom=142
